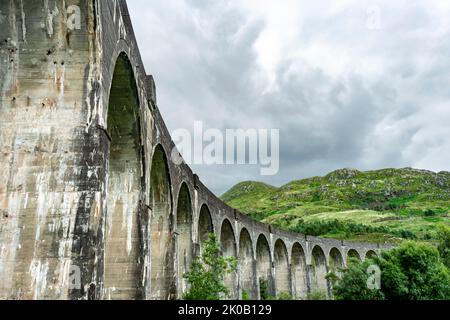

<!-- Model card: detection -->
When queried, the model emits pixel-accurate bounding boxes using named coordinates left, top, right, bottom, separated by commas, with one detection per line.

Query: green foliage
left=290, top=219, right=389, bottom=238
left=276, top=292, right=293, bottom=300
left=329, top=260, right=385, bottom=300
left=183, top=233, right=237, bottom=300
left=437, top=224, right=450, bottom=269
left=332, top=241, right=450, bottom=300
left=424, top=209, right=437, bottom=217
left=264, top=292, right=295, bottom=301
left=259, top=278, right=269, bottom=300
left=288, top=219, right=417, bottom=241
left=306, top=290, right=329, bottom=301
left=241, top=290, right=250, bottom=300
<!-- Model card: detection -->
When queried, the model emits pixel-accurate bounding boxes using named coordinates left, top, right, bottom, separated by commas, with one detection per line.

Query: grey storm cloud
left=127, top=0, right=450, bottom=195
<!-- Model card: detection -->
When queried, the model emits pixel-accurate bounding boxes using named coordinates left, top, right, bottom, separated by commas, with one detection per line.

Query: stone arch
left=365, top=250, right=377, bottom=260
left=329, top=248, right=344, bottom=275
left=149, top=144, right=175, bottom=300
left=198, top=204, right=213, bottom=251
left=310, top=246, right=328, bottom=297
left=347, top=249, right=361, bottom=265
left=274, top=239, right=291, bottom=296
left=239, top=228, right=256, bottom=299
left=220, top=219, right=238, bottom=299
left=176, top=183, right=193, bottom=298
left=104, top=52, right=143, bottom=300
left=256, top=234, right=272, bottom=299
left=291, top=243, right=307, bottom=299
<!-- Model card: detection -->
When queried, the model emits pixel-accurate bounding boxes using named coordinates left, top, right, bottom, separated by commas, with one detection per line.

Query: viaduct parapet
left=0, top=0, right=390, bottom=300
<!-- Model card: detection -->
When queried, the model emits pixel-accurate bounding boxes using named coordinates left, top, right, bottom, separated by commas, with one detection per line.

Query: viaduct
left=0, top=0, right=390, bottom=300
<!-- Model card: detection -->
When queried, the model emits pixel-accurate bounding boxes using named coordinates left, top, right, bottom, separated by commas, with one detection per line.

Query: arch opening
left=256, top=235, right=272, bottom=299
left=310, top=246, right=328, bottom=298
left=239, top=228, right=256, bottom=299
left=104, top=52, right=143, bottom=300
left=329, top=248, right=344, bottom=275
left=291, top=243, right=307, bottom=299
left=220, top=219, right=238, bottom=299
left=149, top=145, right=175, bottom=300
left=176, top=183, right=193, bottom=298
left=274, top=240, right=291, bottom=296
left=198, top=205, right=213, bottom=251
left=347, top=249, right=361, bottom=265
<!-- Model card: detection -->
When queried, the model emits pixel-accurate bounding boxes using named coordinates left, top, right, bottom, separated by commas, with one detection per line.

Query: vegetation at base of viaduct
left=330, top=234, right=450, bottom=300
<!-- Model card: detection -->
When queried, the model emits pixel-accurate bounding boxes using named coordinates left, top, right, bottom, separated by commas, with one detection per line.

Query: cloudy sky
left=127, top=0, right=450, bottom=195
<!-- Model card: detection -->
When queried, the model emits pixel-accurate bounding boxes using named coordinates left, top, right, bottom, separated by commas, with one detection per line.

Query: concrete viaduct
left=0, top=0, right=389, bottom=300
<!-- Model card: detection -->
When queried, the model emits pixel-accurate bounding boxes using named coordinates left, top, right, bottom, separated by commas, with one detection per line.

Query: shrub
left=277, top=292, right=293, bottom=300
left=437, top=224, right=450, bottom=269
left=259, top=278, right=269, bottom=300
left=183, top=233, right=237, bottom=300
left=288, top=219, right=405, bottom=239
left=424, top=209, right=436, bottom=217
left=332, top=241, right=450, bottom=300
left=306, top=290, right=328, bottom=300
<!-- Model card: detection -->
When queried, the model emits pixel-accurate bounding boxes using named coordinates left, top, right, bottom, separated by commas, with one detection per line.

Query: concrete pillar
left=0, top=0, right=102, bottom=300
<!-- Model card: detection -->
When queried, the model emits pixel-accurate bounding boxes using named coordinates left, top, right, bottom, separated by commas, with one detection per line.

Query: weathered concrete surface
left=0, top=0, right=392, bottom=300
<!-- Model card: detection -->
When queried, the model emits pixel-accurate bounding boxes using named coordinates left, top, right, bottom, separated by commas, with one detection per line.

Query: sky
left=127, top=0, right=450, bottom=195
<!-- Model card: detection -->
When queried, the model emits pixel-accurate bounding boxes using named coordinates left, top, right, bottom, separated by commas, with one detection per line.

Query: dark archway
left=365, top=250, right=377, bottom=260
left=239, top=228, right=256, bottom=299
left=176, top=183, right=193, bottom=298
left=347, top=249, right=361, bottom=265
left=104, top=52, right=143, bottom=300
left=149, top=145, right=174, bottom=300
left=329, top=248, right=344, bottom=275
left=256, top=234, right=272, bottom=299
left=274, top=240, right=291, bottom=296
left=310, top=246, right=328, bottom=298
left=291, top=243, right=307, bottom=299
left=198, top=204, right=213, bottom=251
left=220, top=219, right=238, bottom=299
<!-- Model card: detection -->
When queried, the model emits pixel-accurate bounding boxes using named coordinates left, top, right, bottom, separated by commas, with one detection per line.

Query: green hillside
left=221, top=168, right=450, bottom=244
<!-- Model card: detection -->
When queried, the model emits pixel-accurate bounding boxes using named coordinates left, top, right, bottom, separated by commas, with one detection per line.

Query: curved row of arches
left=101, top=52, right=378, bottom=300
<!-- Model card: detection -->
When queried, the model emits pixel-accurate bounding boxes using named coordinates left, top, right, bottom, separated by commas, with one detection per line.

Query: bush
left=437, top=224, right=450, bottom=269
left=259, top=278, right=269, bottom=300
left=424, top=209, right=436, bottom=217
left=306, top=290, right=328, bottom=300
left=331, top=241, right=450, bottom=300
left=241, top=290, right=250, bottom=300
left=288, top=219, right=400, bottom=239
left=396, top=229, right=416, bottom=240
left=276, top=292, right=293, bottom=300
left=183, top=233, right=237, bottom=300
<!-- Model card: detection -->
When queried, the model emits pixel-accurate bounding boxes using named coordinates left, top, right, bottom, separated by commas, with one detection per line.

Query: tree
left=329, top=259, right=386, bottom=300
left=183, top=233, right=237, bottom=300
left=437, top=224, right=450, bottom=269
left=331, top=241, right=450, bottom=300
